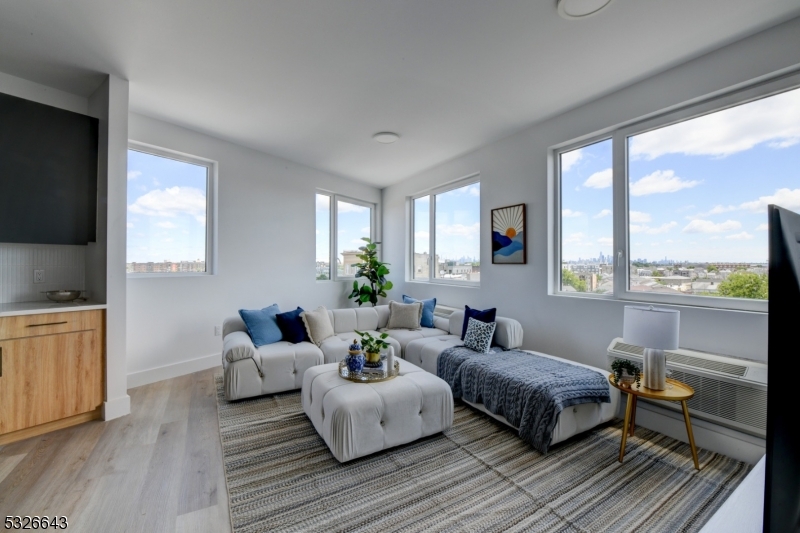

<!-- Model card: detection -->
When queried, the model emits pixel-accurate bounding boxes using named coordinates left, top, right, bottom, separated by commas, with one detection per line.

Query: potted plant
left=611, top=359, right=641, bottom=389
left=348, top=237, right=393, bottom=307
left=354, top=330, right=390, bottom=365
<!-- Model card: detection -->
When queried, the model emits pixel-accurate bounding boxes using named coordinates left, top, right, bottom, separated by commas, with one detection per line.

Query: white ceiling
left=2, top=1, right=799, bottom=187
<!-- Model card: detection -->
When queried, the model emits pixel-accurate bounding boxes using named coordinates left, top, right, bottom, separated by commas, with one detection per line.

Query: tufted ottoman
left=301, top=359, right=454, bottom=462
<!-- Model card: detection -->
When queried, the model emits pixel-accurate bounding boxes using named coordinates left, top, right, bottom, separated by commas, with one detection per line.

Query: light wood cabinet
left=0, top=309, right=104, bottom=444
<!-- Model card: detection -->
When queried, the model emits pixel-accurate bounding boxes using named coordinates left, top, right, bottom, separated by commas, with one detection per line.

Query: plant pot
left=618, top=372, right=637, bottom=388
left=365, top=351, right=381, bottom=364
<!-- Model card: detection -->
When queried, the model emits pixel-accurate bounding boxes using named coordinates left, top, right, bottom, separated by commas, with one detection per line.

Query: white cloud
left=756, top=223, right=768, bottom=231
left=739, top=188, right=800, bottom=213
left=127, top=170, right=141, bottom=180
left=337, top=201, right=369, bottom=213
left=565, top=232, right=586, bottom=244
left=561, top=149, right=583, bottom=172
left=315, top=194, right=331, bottom=210
left=195, top=215, right=206, bottom=225
left=682, top=219, right=742, bottom=234
left=436, top=223, right=480, bottom=238
left=126, top=222, right=134, bottom=228
left=630, top=87, right=800, bottom=160
left=468, top=186, right=480, bottom=197
left=415, top=231, right=430, bottom=240
left=157, top=221, right=177, bottom=229
left=726, top=232, right=754, bottom=240
left=360, top=226, right=371, bottom=234
left=561, top=209, right=584, bottom=218
left=629, top=211, right=651, bottom=223
left=597, top=237, right=613, bottom=246
left=583, top=168, right=612, bottom=189
left=687, top=204, right=737, bottom=219
left=128, top=187, right=206, bottom=219
left=630, top=221, right=678, bottom=234
left=629, top=170, right=701, bottom=196
left=593, top=209, right=612, bottom=219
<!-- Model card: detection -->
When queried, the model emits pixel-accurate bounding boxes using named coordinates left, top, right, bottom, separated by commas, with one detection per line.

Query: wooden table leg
left=628, top=396, right=637, bottom=437
left=619, top=392, right=634, bottom=463
left=681, top=400, right=700, bottom=470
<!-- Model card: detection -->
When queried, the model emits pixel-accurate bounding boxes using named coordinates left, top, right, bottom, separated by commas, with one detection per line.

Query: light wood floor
left=0, top=368, right=231, bottom=533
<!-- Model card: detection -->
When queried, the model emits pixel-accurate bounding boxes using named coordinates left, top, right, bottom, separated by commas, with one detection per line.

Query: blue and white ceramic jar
left=346, top=339, right=365, bottom=373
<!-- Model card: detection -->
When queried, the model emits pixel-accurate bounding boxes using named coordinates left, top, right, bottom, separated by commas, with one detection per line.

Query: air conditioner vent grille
left=610, top=355, right=767, bottom=433
left=611, top=341, right=747, bottom=377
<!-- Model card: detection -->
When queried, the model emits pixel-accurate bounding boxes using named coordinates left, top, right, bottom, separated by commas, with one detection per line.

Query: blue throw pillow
left=461, top=305, right=497, bottom=340
left=239, top=304, right=282, bottom=347
left=276, top=307, right=309, bottom=344
left=403, top=295, right=436, bottom=328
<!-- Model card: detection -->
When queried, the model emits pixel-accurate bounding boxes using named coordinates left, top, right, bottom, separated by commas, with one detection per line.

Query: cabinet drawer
left=0, top=310, right=103, bottom=340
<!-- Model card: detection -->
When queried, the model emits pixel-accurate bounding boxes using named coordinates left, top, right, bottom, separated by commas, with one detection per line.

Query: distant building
left=127, top=260, right=206, bottom=273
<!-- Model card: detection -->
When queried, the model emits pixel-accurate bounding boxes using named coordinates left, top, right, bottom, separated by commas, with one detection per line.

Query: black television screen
left=765, top=204, right=800, bottom=532
left=0, top=91, right=98, bottom=245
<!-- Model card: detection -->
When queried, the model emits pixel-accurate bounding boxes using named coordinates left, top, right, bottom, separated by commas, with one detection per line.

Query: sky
left=561, top=86, right=800, bottom=264
left=315, top=194, right=373, bottom=265
left=415, top=182, right=481, bottom=263
left=126, top=149, right=208, bottom=264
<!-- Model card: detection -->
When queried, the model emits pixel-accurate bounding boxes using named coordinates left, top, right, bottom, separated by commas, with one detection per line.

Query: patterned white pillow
left=463, top=317, right=497, bottom=353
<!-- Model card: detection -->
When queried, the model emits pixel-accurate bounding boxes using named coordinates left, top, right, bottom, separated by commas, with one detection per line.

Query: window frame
left=408, top=173, right=481, bottom=286
left=126, top=140, right=218, bottom=278
left=316, top=190, right=376, bottom=282
left=552, top=72, right=800, bottom=312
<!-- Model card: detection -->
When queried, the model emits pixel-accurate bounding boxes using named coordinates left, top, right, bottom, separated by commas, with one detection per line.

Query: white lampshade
left=623, top=306, right=680, bottom=350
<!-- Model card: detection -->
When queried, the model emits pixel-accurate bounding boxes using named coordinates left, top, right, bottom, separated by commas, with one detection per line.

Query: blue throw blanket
left=437, top=346, right=611, bottom=453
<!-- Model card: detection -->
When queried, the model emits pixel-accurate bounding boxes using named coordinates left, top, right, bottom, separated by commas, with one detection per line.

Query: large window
left=126, top=143, right=216, bottom=275
left=554, top=76, right=800, bottom=311
left=411, top=177, right=480, bottom=284
left=316, top=192, right=374, bottom=280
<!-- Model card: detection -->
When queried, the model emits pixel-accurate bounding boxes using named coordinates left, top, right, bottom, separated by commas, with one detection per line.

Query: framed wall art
left=492, top=203, right=526, bottom=264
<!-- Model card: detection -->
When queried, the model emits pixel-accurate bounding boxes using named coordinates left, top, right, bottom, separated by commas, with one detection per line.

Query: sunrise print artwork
left=492, top=203, right=526, bottom=264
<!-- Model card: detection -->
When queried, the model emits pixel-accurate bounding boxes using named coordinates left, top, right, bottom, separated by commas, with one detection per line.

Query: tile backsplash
left=0, top=243, right=87, bottom=303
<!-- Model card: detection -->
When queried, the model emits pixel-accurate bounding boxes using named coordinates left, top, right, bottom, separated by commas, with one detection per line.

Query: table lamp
left=622, top=305, right=680, bottom=390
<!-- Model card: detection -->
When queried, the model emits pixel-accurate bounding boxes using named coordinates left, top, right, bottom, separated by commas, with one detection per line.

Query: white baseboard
left=127, top=353, right=222, bottom=390
left=103, top=395, right=131, bottom=420
left=619, top=400, right=766, bottom=464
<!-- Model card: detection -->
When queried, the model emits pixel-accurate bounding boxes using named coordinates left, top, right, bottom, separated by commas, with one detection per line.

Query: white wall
left=382, top=17, right=800, bottom=462
left=126, top=113, right=382, bottom=387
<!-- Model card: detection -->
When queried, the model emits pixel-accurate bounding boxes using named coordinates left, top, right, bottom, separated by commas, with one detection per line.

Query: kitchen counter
left=0, top=300, right=107, bottom=317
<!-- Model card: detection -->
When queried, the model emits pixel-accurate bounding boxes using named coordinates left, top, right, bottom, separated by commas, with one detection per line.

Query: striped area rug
left=214, top=375, right=751, bottom=533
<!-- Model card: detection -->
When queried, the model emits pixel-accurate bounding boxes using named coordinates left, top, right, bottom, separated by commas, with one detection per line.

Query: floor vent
left=608, top=338, right=767, bottom=437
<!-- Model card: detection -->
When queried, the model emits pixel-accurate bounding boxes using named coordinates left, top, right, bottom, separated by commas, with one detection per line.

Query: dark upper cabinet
left=0, top=92, right=99, bottom=245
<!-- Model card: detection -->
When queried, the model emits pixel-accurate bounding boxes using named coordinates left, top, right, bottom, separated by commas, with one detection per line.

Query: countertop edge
left=0, top=302, right=108, bottom=318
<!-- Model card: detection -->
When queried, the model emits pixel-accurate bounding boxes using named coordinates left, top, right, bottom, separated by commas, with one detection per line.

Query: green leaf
left=378, top=291, right=387, bottom=298
left=377, top=265, right=389, bottom=276
left=360, top=285, right=373, bottom=294
left=383, top=281, right=394, bottom=291
left=353, top=280, right=359, bottom=290
left=359, top=294, right=370, bottom=303
left=361, top=237, right=372, bottom=243
left=379, top=333, right=389, bottom=340
left=367, top=244, right=377, bottom=251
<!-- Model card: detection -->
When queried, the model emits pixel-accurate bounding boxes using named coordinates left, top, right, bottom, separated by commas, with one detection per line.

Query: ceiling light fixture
left=373, top=132, right=400, bottom=144
left=557, top=0, right=614, bottom=19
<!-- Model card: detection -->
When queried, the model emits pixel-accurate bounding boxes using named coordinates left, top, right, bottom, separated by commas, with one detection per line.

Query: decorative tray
left=338, top=360, right=400, bottom=383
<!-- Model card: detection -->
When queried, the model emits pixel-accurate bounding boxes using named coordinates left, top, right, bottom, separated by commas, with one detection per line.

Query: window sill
left=406, top=279, right=480, bottom=289
left=127, top=272, right=214, bottom=278
left=550, top=291, right=767, bottom=314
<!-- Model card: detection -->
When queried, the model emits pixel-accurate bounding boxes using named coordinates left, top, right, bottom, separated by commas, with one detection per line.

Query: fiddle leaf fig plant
left=347, top=237, right=393, bottom=307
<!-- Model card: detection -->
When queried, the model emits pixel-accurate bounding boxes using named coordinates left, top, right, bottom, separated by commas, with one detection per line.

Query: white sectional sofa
left=221, top=304, right=521, bottom=400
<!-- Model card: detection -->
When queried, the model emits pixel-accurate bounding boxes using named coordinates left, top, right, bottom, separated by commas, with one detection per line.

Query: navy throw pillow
left=403, top=295, right=437, bottom=328
left=276, top=307, right=309, bottom=344
left=461, top=305, right=497, bottom=340
left=238, top=304, right=282, bottom=347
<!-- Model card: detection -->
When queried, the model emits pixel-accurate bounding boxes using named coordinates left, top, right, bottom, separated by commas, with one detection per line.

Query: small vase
left=618, top=371, right=637, bottom=388
left=346, top=352, right=365, bottom=373
left=365, top=351, right=381, bottom=365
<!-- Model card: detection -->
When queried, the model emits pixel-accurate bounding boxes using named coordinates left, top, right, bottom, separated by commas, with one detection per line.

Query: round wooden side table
left=608, top=375, right=700, bottom=470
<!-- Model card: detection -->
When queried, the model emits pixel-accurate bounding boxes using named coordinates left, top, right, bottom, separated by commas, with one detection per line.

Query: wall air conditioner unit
left=607, top=338, right=767, bottom=438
